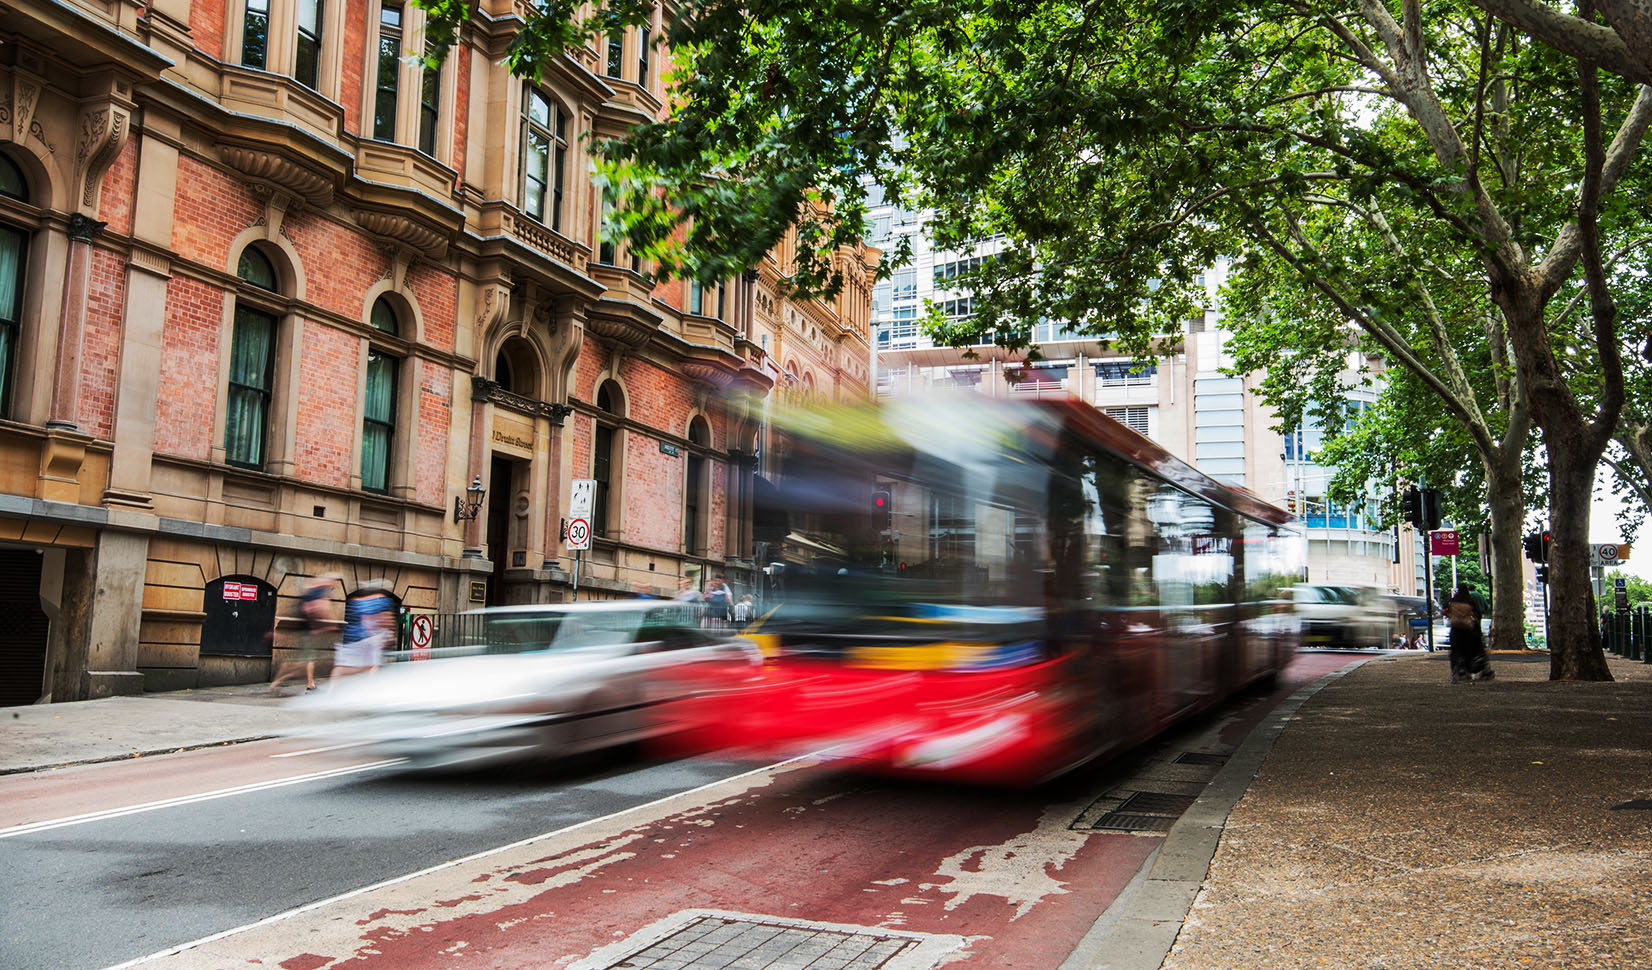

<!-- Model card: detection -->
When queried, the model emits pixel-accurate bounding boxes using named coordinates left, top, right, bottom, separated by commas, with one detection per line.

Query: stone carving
left=12, top=76, right=39, bottom=143
left=471, top=377, right=575, bottom=425
left=77, top=107, right=129, bottom=208
left=353, top=209, right=448, bottom=260
left=219, top=145, right=334, bottom=206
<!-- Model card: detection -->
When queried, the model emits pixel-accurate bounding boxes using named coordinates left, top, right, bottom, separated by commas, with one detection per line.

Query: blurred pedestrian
left=332, top=579, right=395, bottom=685
left=733, top=593, right=753, bottom=630
left=704, top=575, right=733, bottom=628
left=270, top=573, right=339, bottom=695
left=1447, top=582, right=1489, bottom=682
left=673, top=576, right=704, bottom=624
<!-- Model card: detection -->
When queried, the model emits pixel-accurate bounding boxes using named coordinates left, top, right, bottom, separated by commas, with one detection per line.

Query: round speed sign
left=567, top=517, right=591, bottom=548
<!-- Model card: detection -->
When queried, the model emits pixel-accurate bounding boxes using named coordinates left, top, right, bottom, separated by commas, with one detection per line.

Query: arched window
left=593, top=380, right=623, bottom=538
left=0, top=153, right=29, bottom=420
left=362, top=298, right=400, bottom=493
left=684, top=416, right=710, bottom=555
left=225, top=245, right=283, bottom=468
left=493, top=338, right=539, bottom=398
left=521, top=86, right=567, bottom=232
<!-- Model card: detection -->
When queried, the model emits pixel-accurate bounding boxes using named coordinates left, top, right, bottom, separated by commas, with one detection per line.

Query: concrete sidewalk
left=0, top=683, right=327, bottom=775
left=1154, top=650, right=1652, bottom=970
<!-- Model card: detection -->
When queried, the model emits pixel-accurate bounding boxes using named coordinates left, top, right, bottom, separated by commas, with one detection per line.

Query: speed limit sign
left=566, top=517, right=591, bottom=551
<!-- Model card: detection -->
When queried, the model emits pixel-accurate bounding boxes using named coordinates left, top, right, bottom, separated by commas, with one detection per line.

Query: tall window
left=0, top=155, right=27, bottom=421
left=598, top=198, right=616, bottom=264
left=374, top=4, right=402, bottom=141
left=638, top=17, right=651, bottom=88
left=362, top=297, right=400, bottom=493
left=684, top=418, right=709, bottom=554
left=606, top=31, right=624, bottom=78
left=418, top=43, right=440, bottom=155
left=521, top=88, right=567, bottom=231
left=225, top=248, right=280, bottom=469
left=593, top=381, right=621, bottom=538
left=295, top=0, right=323, bottom=88
left=242, top=0, right=270, bottom=69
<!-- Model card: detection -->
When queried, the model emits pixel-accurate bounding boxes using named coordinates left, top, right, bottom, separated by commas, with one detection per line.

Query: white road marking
left=0, top=759, right=404, bottom=840
left=98, top=754, right=813, bottom=970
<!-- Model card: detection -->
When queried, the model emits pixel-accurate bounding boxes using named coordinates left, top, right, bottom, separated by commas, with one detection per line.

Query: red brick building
left=0, top=0, right=874, bottom=703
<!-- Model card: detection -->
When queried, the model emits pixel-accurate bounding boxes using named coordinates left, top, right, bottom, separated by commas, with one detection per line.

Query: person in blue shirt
left=332, top=580, right=396, bottom=684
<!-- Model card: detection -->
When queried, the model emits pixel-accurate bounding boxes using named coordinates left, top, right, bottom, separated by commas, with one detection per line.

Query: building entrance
left=486, top=455, right=515, bottom=606
left=0, top=548, right=49, bottom=706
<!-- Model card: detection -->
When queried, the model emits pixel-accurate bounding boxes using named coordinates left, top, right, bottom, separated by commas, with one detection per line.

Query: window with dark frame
left=593, top=382, right=619, bottom=537
left=242, top=0, right=271, bottom=69
left=684, top=418, right=709, bottom=554
left=362, top=350, right=397, bottom=493
left=374, top=4, right=402, bottom=141
left=295, top=0, right=323, bottom=88
left=638, top=16, right=651, bottom=88
left=607, top=31, right=624, bottom=78
left=0, top=156, right=26, bottom=422
left=225, top=248, right=280, bottom=469
left=418, top=43, right=440, bottom=155
left=521, top=87, right=567, bottom=232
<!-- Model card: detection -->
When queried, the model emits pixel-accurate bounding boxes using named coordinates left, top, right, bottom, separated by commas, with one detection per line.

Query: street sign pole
left=567, top=480, right=596, bottom=603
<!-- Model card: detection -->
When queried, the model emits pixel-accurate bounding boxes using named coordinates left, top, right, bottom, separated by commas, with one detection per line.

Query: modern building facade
left=0, top=0, right=873, bottom=704
left=866, top=200, right=1417, bottom=595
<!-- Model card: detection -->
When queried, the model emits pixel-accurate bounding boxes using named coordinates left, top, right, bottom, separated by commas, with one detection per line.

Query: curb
left=0, top=735, right=280, bottom=777
left=1059, top=657, right=1377, bottom=970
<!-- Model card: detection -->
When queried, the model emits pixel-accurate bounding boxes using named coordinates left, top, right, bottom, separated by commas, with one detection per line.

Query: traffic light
left=871, top=488, right=892, bottom=532
left=1404, top=486, right=1443, bottom=532
left=1542, top=530, right=1551, bottom=561
left=1523, top=532, right=1543, bottom=561
left=1535, top=563, right=1549, bottom=584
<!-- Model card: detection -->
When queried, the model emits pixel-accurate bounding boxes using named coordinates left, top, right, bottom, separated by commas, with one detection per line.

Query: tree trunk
left=1483, top=458, right=1527, bottom=652
left=1546, top=436, right=1615, bottom=680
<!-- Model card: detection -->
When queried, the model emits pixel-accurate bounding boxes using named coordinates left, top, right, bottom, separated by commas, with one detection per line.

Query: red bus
left=738, top=394, right=1305, bottom=786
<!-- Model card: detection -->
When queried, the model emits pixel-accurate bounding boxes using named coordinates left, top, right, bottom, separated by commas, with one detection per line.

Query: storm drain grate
left=1074, top=790, right=1200, bottom=833
left=1174, top=751, right=1228, bottom=766
left=587, top=915, right=922, bottom=970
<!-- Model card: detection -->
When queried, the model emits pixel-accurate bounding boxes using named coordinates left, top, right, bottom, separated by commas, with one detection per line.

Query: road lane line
left=0, top=759, right=405, bottom=840
left=98, top=754, right=813, bottom=970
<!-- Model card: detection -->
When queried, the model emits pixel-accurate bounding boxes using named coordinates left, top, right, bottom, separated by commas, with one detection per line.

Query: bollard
left=1643, top=607, right=1652, bottom=664
left=1632, top=609, right=1641, bottom=662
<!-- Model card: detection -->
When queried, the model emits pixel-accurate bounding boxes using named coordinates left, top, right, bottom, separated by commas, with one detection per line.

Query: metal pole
left=1542, top=572, right=1552, bottom=650
left=1423, top=528, right=1437, bottom=652
left=571, top=550, right=581, bottom=602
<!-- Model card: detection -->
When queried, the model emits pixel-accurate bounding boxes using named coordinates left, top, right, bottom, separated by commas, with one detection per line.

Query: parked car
left=289, top=601, right=765, bottom=770
left=1291, top=584, right=1393, bottom=649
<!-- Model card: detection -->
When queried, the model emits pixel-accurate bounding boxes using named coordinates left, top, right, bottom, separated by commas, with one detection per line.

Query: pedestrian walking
left=703, top=575, right=733, bottom=628
left=1447, top=582, right=1490, bottom=682
left=331, top=579, right=396, bottom=685
left=733, top=593, right=753, bottom=631
left=270, top=573, right=340, bottom=695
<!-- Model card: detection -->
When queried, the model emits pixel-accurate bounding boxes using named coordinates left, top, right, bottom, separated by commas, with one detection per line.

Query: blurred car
left=290, top=601, right=764, bottom=770
left=1291, top=584, right=1392, bottom=649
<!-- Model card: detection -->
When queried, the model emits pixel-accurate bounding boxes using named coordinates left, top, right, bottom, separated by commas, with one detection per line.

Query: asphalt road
left=0, top=753, right=754, bottom=970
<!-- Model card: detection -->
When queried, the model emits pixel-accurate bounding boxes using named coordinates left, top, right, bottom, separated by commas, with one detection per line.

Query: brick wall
left=341, top=2, right=367, bottom=135
left=282, top=209, right=383, bottom=318
left=171, top=157, right=262, bottom=268
left=416, top=360, right=451, bottom=507
left=97, top=139, right=138, bottom=238
left=408, top=262, right=457, bottom=353
left=77, top=247, right=128, bottom=440
left=293, top=321, right=358, bottom=487
left=451, top=46, right=471, bottom=180
left=191, top=0, right=225, bottom=62
left=153, top=276, right=225, bottom=461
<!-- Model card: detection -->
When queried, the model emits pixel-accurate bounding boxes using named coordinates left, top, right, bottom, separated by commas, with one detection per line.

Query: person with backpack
left=1447, top=582, right=1491, bottom=682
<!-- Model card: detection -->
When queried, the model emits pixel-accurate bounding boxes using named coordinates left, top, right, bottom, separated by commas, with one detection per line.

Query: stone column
left=46, top=214, right=104, bottom=431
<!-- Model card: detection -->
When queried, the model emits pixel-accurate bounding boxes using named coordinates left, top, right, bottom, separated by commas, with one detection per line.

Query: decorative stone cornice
left=586, top=312, right=658, bottom=349
left=471, top=377, right=575, bottom=425
left=353, top=208, right=449, bottom=260
left=219, top=144, right=335, bottom=206
left=681, top=360, right=737, bottom=387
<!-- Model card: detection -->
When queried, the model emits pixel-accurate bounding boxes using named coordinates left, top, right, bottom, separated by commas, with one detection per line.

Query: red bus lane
left=145, top=652, right=1356, bottom=970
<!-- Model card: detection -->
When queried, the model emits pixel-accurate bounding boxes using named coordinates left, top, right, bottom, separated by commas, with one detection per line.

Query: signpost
left=1430, top=530, right=1460, bottom=556
left=568, top=478, right=595, bottom=600
left=1591, top=543, right=1631, bottom=567
left=1616, top=575, right=1630, bottom=613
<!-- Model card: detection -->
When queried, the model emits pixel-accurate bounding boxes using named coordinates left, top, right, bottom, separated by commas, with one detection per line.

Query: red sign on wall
left=221, top=581, right=258, bottom=601
left=1430, top=530, right=1460, bottom=556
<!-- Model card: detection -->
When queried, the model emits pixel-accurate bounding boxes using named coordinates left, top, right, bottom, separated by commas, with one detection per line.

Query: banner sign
left=1430, top=530, right=1460, bottom=556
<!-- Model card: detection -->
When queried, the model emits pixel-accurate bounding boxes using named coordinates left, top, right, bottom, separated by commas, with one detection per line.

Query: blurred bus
left=740, top=394, right=1305, bottom=786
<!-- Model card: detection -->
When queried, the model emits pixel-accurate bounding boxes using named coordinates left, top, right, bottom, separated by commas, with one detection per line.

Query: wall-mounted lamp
left=453, top=474, right=486, bottom=524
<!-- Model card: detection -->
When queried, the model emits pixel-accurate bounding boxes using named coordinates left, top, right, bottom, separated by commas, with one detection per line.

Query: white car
left=290, top=601, right=764, bottom=770
left=1290, top=584, right=1393, bottom=649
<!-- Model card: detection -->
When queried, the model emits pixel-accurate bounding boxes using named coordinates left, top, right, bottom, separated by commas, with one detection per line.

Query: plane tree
left=418, top=0, right=1652, bottom=678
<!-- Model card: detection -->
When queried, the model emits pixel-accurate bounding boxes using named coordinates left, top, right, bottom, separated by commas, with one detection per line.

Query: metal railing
left=1602, top=608, right=1651, bottom=662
